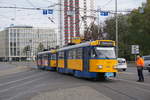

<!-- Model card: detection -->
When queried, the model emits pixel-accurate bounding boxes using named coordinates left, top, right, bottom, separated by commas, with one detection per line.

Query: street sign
left=131, top=45, right=139, bottom=54
left=43, top=9, right=53, bottom=15
left=47, top=9, right=53, bottom=14
left=43, top=9, right=47, bottom=15
left=139, top=8, right=144, bottom=14
left=100, top=11, right=109, bottom=16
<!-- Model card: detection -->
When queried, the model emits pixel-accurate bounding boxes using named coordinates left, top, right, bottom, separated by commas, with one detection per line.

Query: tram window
left=68, top=50, right=73, bottom=59
left=68, top=49, right=76, bottom=59
left=48, top=54, right=51, bottom=59
left=51, top=54, right=56, bottom=60
left=76, top=48, right=82, bottom=59
left=41, top=55, right=44, bottom=59
left=40, top=55, right=42, bottom=59
left=91, top=49, right=97, bottom=58
left=72, top=50, right=76, bottom=59
left=93, top=47, right=116, bottom=59
left=43, top=55, right=47, bottom=59
left=58, top=52, right=64, bottom=59
left=36, top=56, right=38, bottom=60
left=68, top=48, right=82, bottom=59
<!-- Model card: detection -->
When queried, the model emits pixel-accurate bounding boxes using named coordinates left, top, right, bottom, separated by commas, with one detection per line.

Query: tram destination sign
left=100, top=41, right=114, bottom=46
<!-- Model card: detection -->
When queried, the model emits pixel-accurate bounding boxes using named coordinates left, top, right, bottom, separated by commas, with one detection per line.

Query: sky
left=0, top=0, right=147, bottom=30
left=97, top=0, right=146, bottom=10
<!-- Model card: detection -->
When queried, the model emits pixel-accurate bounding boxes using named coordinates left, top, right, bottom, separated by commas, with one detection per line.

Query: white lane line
left=118, top=72, right=136, bottom=75
left=0, top=71, right=48, bottom=87
left=0, top=70, right=35, bottom=80
left=7, top=83, right=47, bottom=100
left=0, top=75, right=46, bottom=93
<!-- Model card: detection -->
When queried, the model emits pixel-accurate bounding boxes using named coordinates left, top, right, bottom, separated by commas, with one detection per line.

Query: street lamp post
left=115, top=0, right=118, bottom=58
left=29, top=39, right=32, bottom=61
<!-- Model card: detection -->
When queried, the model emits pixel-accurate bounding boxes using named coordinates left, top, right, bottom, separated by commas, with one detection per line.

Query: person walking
left=136, top=55, right=145, bottom=82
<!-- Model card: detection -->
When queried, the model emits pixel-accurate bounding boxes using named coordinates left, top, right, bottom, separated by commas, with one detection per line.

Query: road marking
left=101, top=84, right=138, bottom=100
left=118, top=72, right=136, bottom=75
left=0, top=70, right=36, bottom=80
left=0, top=71, right=48, bottom=87
left=0, top=74, right=47, bottom=93
left=6, top=83, right=50, bottom=100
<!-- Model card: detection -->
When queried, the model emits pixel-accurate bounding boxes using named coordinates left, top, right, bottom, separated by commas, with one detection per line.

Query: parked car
left=142, top=55, right=150, bottom=72
left=117, top=58, right=127, bottom=71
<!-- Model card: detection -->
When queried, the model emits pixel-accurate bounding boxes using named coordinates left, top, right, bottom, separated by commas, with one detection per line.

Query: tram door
left=83, top=47, right=90, bottom=71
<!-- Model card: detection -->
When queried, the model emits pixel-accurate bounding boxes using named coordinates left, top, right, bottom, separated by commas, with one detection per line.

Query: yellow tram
left=37, top=40, right=118, bottom=79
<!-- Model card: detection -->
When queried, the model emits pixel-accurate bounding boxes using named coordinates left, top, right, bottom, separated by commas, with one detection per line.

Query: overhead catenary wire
left=101, top=0, right=113, bottom=7
left=0, top=1, right=132, bottom=25
left=0, top=6, right=42, bottom=10
left=25, top=0, right=36, bottom=8
left=0, top=5, right=132, bottom=13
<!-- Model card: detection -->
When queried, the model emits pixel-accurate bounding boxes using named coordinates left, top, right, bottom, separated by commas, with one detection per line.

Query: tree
left=37, top=43, right=45, bottom=52
left=128, top=2, right=150, bottom=56
left=23, top=45, right=31, bottom=56
left=103, top=1, right=150, bottom=60
left=84, top=22, right=103, bottom=41
left=103, top=14, right=131, bottom=59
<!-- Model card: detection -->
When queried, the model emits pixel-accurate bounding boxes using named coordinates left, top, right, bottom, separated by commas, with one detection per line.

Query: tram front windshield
left=94, top=47, right=116, bottom=59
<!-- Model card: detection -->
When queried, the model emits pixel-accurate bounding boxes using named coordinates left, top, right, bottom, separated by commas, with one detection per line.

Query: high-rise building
left=0, top=26, right=57, bottom=61
left=58, top=0, right=96, bottom=45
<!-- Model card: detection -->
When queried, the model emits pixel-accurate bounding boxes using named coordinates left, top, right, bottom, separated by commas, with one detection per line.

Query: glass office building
left=0, top=26, right=57, bottom=61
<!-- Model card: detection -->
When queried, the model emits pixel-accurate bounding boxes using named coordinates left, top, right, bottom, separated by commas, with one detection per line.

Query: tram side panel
left=39, top=55, right=45, bottom=69
left=57, top=52, right=65, bottom=73
left=74, top=47, right=99, bottom=78
left=67, top=48, right=83, bottom=71
left=49, top=53, right=57, bottom=70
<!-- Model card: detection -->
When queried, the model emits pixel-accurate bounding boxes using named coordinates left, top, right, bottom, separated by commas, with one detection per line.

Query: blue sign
left=100, top=11, right=109, bottom=16
left=43, top=9, right=47, bottom=15
left=43, top=9, right=53, bottom=15
left=48, top=9, right=53, bottom=14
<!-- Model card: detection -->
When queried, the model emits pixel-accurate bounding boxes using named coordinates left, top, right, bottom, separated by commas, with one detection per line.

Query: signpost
left=47, top=9, right=53, bottom=14
left=131, top=45, right=139, bottom=54
left=43, top=9, right=53, bottom=15
left=100, top=11, right=109, bottom=16
left=131, top=45, right=139, bottom=61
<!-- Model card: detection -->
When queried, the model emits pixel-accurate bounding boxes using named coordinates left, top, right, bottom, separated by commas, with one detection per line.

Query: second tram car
left=37, top=50, right=57, bottom=70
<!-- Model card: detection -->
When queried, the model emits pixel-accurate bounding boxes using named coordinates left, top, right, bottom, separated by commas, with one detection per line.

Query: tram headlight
left=98, top=65, right=103, bottom=69
left=114, top=64, right=118, bottom=69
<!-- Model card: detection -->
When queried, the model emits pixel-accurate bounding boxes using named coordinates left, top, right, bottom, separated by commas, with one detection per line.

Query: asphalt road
left=0, top=63, right=150, bottom=100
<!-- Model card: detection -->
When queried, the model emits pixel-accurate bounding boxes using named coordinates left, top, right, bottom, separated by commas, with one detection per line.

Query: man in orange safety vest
left=136, top=55, right=145, bottom=82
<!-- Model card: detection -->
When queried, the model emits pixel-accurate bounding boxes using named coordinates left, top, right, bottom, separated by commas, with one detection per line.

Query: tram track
left=0, top=69, right=40, bottom=83
left=87, top=76, right=150, bottom=100
left=101, top=84, right=138, bottom=100
left=0, top=71, right=50, bottom=94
